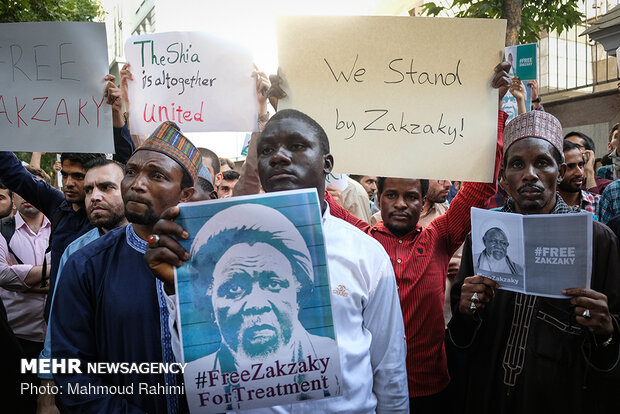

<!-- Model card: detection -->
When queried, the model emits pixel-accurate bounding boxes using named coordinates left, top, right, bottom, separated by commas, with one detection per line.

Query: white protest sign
left=325, top=173, right=348, bottom=191
left=471, top=208, right=592, bottom=298
left=0, top=22, right=113, bottom=152
left=277, top=16, right=506, bottom=182
left=125, top=32, right=258, bottom=135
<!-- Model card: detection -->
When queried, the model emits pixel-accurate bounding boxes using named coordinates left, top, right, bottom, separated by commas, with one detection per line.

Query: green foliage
left=421, top=0, right=585, bottom=44
left=15, top=152, right=57, bottom=174
left=0, top=0, right=105, bottom=23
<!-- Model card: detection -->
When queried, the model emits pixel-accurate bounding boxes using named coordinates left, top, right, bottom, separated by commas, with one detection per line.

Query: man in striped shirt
left=325, top=62, right=511, bottom=413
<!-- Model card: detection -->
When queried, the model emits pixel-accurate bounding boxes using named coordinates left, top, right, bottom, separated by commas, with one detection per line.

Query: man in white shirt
left=146, top=109, right=409, bottom=413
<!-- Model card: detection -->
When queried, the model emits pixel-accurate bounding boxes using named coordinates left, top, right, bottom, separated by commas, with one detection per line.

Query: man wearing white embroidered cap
left=448, top=110, right=620, bottom=414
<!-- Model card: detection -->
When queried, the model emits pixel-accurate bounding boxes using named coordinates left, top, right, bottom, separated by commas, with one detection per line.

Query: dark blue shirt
left=51, top=226, right=181, bottom=413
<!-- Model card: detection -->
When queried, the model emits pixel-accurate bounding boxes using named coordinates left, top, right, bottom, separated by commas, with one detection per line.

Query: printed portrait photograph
left=472, top=209, right=525, bottom=291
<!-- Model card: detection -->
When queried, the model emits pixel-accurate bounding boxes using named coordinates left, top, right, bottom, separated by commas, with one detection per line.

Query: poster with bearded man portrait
left=174, top=189, right=342, bottom=412
left=472, top=208, right=525, bottom=292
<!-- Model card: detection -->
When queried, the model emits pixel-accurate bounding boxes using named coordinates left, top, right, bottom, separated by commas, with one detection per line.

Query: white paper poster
left=0, top=22, right=113, bottom=152
left=125, top=32, right=258, bottom=135
left=471, top=208, right=593, bottom=298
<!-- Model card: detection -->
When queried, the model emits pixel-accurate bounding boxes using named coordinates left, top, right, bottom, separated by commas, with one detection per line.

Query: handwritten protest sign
left=471, top=208, right=592, bottom=298
left=175, top=189, right=342, bottom=411
left=325, top=173, right=348, bottom=191
left=0, top=22, right=113, bottom=152
left=125, top=32, right=258, bottom=135
left=277, top=16, right=505, bottom=182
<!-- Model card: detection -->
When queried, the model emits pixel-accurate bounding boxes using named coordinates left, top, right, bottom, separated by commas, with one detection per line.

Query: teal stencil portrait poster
left=174, top=189, right=342, bottom=412
left=503, top=43, right=537, bottom=123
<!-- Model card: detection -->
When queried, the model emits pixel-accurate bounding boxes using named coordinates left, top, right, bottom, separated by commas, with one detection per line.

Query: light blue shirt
left=38, top=227, right=102, bottom=379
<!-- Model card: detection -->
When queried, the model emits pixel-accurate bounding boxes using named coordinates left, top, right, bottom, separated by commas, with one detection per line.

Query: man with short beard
left=0, top=74, right=134, bottom=321
left=558, top=140, right=600, bottom=215
left=37, top=158, right=128, bottom=413
left=0, top=181, right=13, bottom=219
left=51, top=121, right=202, bottom=413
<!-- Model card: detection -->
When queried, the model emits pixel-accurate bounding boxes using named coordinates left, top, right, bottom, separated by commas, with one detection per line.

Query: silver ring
left=471, top=292, right=479, bottom=302
left=582, top=309, right=591, bottom=319
left=469, top=301, right=477, bottom=311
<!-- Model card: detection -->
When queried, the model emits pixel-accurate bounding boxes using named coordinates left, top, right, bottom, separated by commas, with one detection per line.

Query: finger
left=144, top=254, right=175, bottom=283
left=492, top=75, right=511, bottom=88
left=152, top=218, right=188, bottom=240
left=160, top=205, right=181, bottom=221
left=465, top=275, right=499, bottom=288
left=563, top=288, right=606, bottom=301
left=105, top=80, right=117, bottom=92
left=568, top=297, right=608, bottom=314
left=463, top=285, right=494, bottom=302
left=104, top=74, right=117, bottom=83
left=147, top=241, right=187, bottom=266
left=572, top=305, right=601, bottom=323
left=152, top=234, right=189, bottom=261
left=460, top=298, right=486, bottom=314
left=495, top=61, right=511, bottom=73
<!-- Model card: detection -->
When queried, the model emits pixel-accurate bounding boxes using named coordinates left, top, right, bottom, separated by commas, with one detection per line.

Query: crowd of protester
left=0, top=51, right=619, bottom=414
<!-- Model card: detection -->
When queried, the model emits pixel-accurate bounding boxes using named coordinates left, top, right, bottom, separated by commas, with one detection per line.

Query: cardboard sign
left=0, top=22, right=113, bottom=152
left=277, top=16, right=506, bottom=182
left=125, top=32, right=258, bottom=135
left=175, top=189, right=342, bottom=411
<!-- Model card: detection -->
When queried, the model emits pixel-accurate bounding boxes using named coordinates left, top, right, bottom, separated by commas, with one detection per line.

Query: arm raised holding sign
left=103, top=70, right=135, bottom=164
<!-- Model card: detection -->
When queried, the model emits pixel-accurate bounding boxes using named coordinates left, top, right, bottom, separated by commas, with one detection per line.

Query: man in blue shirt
left=51, top=121, right=202, bottom=414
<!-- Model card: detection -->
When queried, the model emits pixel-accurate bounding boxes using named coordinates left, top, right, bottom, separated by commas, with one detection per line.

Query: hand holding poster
left=175, top=189, right=342, bottom=412
left=276, top=16, right=506, bottom=182
left=502, top=43, right=537, bottom=122
left=471, top=208, right=593, bottom=298
left=325, top=173, right=348, bottom=192
left=0, top=22, right=113, bottom=152
left=124, top=32, right=258, bottom=135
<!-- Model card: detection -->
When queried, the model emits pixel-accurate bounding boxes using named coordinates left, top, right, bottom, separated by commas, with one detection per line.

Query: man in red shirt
left=326, top=62, right=510, bottom=413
